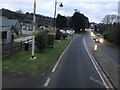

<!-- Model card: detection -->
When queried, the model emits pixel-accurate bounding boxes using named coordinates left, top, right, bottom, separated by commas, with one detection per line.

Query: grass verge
left=3, top=39, right=70, bottom=76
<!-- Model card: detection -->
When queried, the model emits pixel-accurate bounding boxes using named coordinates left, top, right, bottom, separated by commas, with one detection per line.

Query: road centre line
left=44, top=77, right=51, bottom=87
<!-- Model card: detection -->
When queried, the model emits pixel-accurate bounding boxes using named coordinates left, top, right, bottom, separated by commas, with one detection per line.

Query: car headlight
left=100, top=38, right=104, bottom=43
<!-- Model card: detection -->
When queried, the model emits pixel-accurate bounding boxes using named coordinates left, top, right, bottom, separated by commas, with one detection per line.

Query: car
left=95, top=36, right=100, bottom=43
left=95, top=36, right=104, bottom=43
left=60, top=30, right=66, bottom=34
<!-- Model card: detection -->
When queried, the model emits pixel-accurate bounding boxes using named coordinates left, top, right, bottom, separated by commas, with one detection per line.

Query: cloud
left=0, top=0, right=119, bottom=23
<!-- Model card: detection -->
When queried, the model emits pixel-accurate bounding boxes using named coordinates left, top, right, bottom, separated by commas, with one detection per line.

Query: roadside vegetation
left=3, top=31, right=70, bottom=76
left=95, top=23, right=120, bottom=46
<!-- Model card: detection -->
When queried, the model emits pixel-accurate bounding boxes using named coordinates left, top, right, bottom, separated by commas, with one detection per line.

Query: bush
left=55, top=30, right=61, bottom=40
left=35, top=31, right=55, bottom=53
left=61, top=33, right=67, bottom=39
left=47, top=34, right=54, bottom=48
left=35, top=32, right=47, bottom=53
left=103, top=24, right=120, bottom=45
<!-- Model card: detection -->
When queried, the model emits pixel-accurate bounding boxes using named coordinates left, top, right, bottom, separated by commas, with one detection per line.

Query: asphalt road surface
left=99, top=43, right=119, bottom=65
left=85, top=32, right=119, bottom=65
left=44, top=34, right=106, bottom=88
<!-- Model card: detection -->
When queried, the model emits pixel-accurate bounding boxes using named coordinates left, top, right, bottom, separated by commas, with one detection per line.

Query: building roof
left=0, top=16, right=18, bottom=27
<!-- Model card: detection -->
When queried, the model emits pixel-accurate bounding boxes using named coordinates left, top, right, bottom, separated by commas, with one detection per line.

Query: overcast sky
left=0, top=0, right=119, bottom=23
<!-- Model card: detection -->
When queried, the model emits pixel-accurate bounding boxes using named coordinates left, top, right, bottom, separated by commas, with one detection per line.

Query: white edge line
left=44, top=77, right=51, bottom=87
left=52, top=35, right=80, bottom=72
left=83, top=37, right=109, bottom=89
left=52, top=41, right=72, bottom=72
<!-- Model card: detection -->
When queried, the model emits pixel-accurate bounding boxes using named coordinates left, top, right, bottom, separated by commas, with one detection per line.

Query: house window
left=2, top=31, right=7, bottom=39
left=27, top=27, right=29, bottom=30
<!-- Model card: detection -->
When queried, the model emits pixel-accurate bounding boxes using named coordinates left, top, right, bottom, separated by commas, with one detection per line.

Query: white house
left=20, top=21, right=39, bottom=35
left=0, top=16, right=22, bottom=44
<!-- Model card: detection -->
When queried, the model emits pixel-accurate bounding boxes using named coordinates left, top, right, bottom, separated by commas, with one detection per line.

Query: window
left=27, top=27, right=29, bottom=30
left=2, top=31, right=7, bottom=39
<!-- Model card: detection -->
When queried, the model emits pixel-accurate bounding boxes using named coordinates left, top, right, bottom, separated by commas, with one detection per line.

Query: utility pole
left=54, top=0, right=57, bottom=28
left=31, top=0, right=36, bottom=60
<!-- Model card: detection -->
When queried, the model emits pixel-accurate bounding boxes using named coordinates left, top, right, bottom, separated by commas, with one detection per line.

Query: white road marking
left=43, top=35, right=81, bottom=87
left=90, top=77, right=105, bottom=86
left=44, top=77, right=51, bottom=87
left=83, top=37, right=110, bottom=89
left=94, top=44, right=98, bottom=50
left=52, top=35, right=81, bottom=72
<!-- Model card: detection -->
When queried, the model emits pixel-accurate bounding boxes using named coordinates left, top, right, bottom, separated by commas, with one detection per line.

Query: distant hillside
left=0, top=8, right=54, bottom=27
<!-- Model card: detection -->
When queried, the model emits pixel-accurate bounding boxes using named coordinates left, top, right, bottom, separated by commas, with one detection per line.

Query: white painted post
left=31, top=0, right=36, bottom=60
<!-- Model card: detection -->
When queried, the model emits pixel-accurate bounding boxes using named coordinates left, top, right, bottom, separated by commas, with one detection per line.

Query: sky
left=0, top=0, right=119, bottom=23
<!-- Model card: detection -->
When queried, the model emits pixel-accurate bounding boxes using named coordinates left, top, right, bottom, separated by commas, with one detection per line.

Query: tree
left=55, top=14, right=67, bottom=40
left=16, top=10, right=24, bottom=14
left=66, top=16, right=72, bottom=28
left=71, top=12, right=89, bottom=33
left=25, top=12, right=29, bottom=15
left=56, top=14, right=67, bottom=29
left=102, top=14, right=119, bottom=24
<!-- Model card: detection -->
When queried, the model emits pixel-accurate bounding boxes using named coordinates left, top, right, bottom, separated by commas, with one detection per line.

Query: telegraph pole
left=31, top=0, right=36, bottom=60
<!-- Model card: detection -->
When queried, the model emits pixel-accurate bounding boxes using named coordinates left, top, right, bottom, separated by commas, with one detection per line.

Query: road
left=99, top=43, right=119, bottom=65
left=44, top=34, right=106, bottom=88
left=85, top=32, right=119, bottom=66
left=2, top=33, right=115, bottom=88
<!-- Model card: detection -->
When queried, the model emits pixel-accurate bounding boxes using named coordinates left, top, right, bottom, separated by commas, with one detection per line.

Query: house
left=0, top=16, right=22, bottom=44
left=20, top=20, right=39, bottom=35
left=20, top=21, right=33, bottom=31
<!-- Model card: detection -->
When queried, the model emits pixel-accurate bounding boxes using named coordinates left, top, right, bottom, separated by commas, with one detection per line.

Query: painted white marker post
left=94, top=44, right=98, bottom=50
left=31, top=0, right=36, bottom=60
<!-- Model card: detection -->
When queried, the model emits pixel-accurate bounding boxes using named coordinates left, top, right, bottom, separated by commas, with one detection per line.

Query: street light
left=59, top=3, right=63, bottom=7
left=53, top=0, right=63, bottom=28
left=53, top=0, right=63, bottom=42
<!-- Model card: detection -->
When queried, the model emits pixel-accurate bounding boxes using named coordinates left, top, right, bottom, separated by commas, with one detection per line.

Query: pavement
left=14, top=36, right=33, bottom=42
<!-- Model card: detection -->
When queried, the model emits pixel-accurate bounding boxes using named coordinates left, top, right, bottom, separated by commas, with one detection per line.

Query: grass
left=3, top=39, right=70, bottom=76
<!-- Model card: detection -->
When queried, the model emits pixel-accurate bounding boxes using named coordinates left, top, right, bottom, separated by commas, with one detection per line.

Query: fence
left=2, top=40, right=32, bottom=58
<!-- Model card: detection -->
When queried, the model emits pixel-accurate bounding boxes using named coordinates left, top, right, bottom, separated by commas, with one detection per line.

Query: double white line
left=83, top=37, right=113, bottom=89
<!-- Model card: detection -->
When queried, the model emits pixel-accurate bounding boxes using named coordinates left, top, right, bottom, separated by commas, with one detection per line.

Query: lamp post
left=31, top=0, right=36, bottom=60
left=53, top=0, right=63, bottom=29
left=53, top=0, right=63, bottom=41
